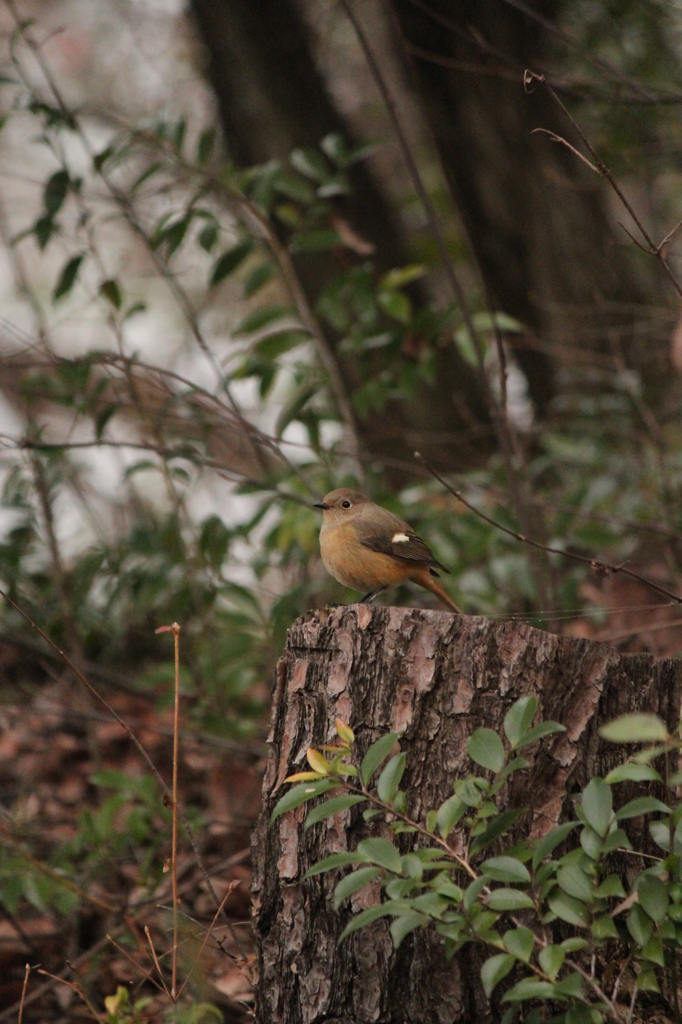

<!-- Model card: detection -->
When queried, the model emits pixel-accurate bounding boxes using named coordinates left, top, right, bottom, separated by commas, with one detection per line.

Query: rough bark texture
left=252, top=604, right=682, bottom=1024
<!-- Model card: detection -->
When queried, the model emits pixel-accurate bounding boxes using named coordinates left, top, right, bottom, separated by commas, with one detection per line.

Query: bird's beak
left=313, top=502, right=330, bottom=510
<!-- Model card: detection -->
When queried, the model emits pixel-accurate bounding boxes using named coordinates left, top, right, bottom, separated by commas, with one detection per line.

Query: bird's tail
left=415, top=569, right=462, bottom=614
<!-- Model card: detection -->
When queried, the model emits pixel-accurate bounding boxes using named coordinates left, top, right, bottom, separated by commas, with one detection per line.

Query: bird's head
left=313, top=488, right=369, bottom=524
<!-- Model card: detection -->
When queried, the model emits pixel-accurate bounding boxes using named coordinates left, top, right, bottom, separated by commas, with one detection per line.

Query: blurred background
left=1, top=0, right=682, bottom=1018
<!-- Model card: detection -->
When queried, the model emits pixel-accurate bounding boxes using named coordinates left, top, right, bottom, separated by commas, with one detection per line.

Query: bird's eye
left=342, top=500, right=351, bottom=508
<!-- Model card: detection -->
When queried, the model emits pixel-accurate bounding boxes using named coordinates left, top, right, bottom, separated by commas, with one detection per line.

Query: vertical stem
left=171, top=621, right=181, bottom=999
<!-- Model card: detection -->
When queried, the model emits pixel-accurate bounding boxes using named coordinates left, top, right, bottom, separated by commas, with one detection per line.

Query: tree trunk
left=188, top=0, right=492, bottom=475
left=252, top=604, right=682, bottom=1023
left=388, top=0, right=668, bottom=414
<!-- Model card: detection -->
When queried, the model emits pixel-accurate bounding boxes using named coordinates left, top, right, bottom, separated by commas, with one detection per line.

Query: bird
left=313, top=488, right=462, bottom=614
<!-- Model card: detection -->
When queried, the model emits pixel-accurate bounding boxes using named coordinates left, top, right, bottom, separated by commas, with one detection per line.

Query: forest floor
left=1, top=578, right=681, bottom=1023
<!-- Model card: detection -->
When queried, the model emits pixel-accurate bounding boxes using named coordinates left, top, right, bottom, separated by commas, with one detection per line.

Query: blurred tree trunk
left=252, top=605, right=682, bottom=1023
left=189, top=0, right=491, bottom=474
left=389, top=0, right=663, bottom=413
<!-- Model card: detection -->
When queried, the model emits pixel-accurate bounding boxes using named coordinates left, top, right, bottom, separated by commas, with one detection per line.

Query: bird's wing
left=358, top=525, right=450, bottom=574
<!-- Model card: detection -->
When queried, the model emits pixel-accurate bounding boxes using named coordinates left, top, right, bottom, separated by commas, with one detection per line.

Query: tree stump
left=251, top=605, right=682, bottom=1024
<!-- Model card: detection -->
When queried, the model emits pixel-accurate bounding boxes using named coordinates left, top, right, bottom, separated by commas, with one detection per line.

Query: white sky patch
left=392, top=532, right=410, bottom=543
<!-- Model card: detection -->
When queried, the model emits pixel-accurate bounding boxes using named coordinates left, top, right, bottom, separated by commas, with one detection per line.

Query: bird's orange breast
left=319, top=521, right=413, bottom=590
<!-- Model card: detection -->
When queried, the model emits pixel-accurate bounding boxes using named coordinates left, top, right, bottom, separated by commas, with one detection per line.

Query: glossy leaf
left=538, top=944, right=564, bottom=981
left=481, top=953, right=515, bottom=999
left=503, top=926, right=534, bottom=962
left=360, top=732, right=402, bottom=786
left=356, top=838, right=402, bottom=875
left=503, top=696, right=537, bottom=748
left=600, top=714, right=669, bottom=743
left=467, top=728, right=505, bottom=773
left=304, top=794, right=366, bottom=830
left=616, top=796, right=670, bottom=820
left=581, top=778, right=613, bottom=837
left=487, top=888, right=534, bottom=911
left=437, top=794, right=467, bottom=838
left=532, top=821, right=579, bottom=870
left=481, top=856, right=531, bottom=884
left=377, top=754, right=406, bottom=803
left=333, top=866, right=381, bottom=909
left=53, top=253, right=85, bottom=301
left=269, top=779, right=336, bottom=823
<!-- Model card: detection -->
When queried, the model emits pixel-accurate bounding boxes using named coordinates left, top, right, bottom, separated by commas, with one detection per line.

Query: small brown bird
left=314, top=488, right=461, bottom=613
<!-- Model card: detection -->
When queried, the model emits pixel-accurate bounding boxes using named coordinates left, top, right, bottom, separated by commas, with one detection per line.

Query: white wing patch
left=392, top=532, right=410, bottom=543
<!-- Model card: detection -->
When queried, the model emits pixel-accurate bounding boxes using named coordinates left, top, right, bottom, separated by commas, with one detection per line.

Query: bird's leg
left=360, top=589, right=384, bottom=603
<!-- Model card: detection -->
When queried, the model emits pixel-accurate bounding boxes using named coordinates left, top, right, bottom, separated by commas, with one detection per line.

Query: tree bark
left=252, top=604, right=682, bottom=1023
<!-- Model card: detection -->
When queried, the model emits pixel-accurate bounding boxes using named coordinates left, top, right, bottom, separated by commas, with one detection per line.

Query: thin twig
left=176, top=882, right=239, bottom=999
left=17, top=964, right=30, bottom=1024
left=154, top=622, right=182, bottom=999
left=415, top=452, right=682, bottom=606
left=144, top=925, right=171, bottom=998
left=527, top=70, right=682, bottom=302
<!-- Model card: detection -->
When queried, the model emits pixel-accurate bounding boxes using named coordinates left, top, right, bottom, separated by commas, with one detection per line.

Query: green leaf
left=641, top=936, right=665, bottom=966
left=210, top=241, right=254, bottom=286
left=481, top=953, right=515, bottom=1000
left=290, top=228, right=341, bottom=253
left=470, top=808, right=524, bottom=856
left=593, top=874, right=625, bottom=898
left=99, top=278, right=122, bottom=309
left=605, top=762, right=662, bottom=784
left=390, top=911, right=427, bottom=948
left=53, top=253, right=85, bottom=301
left=243, top=262, right=275, bottom=298
left=304, top=851, right=368, bottom=877
left=269, top=779, right=336, bottom=823
left=515, top=722, right=566, bottom=748
left=561, top=937, right=588, bottom=952
left=638, top=875, right=669, bottom=923
left=197, top=127, right=216, bottom=164
left=487, top=888, right=534, bottom=911
left=501, top=978, right=555, bottom=1002
left=463, top=876, right=488, bottom=911
left=636, top=967, right=660, bottom=992
left=467, top=728, right=505, bottom=773
left=538, top=944, right=564, bottom=981
left=492, top=756, right=530, bottom=791
left=290, top=147, right=331, bottom=181
left=504, top=696, right=537, bottom=748
left=482, top=856, right=531, bottom=884
left=337, top=902, right=395, bottom=941
left=581, top=778, right=613, bottom=837
left=553, top=973, right=582, bottom=998
left=600, top=714, right=669, bottom=743
left=44, top=169, right=69, bottom=215
left=627, top=903, right=653, bottom=946
left=616, top=796, right=670, bottom=820
left=532, top=822, right=579, bottom=870
left=503, top=927, right=534, bottom=962
left=547, top=891, right=589, bottom=927
left=377, top=754, right=406, bottom=803
left=556, top=863, right=593, bottom=902
left=334, top=866, right=381, bottom=909
left=356, top=838, right=402, bottom=875
left=304, top=794, right=366, bottom=830
left=591, top=913, right=618, bottom=939
left=198, top=220, right=219, bottom=252
left=361, top=732, right=402, bottom=786
left=437, top=794, right=467, bottom=839
left=379, top=264, right=426, bottom=290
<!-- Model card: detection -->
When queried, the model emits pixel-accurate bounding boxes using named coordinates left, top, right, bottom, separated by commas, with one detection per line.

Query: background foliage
left=0, top=0, right=682, bottom=1020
